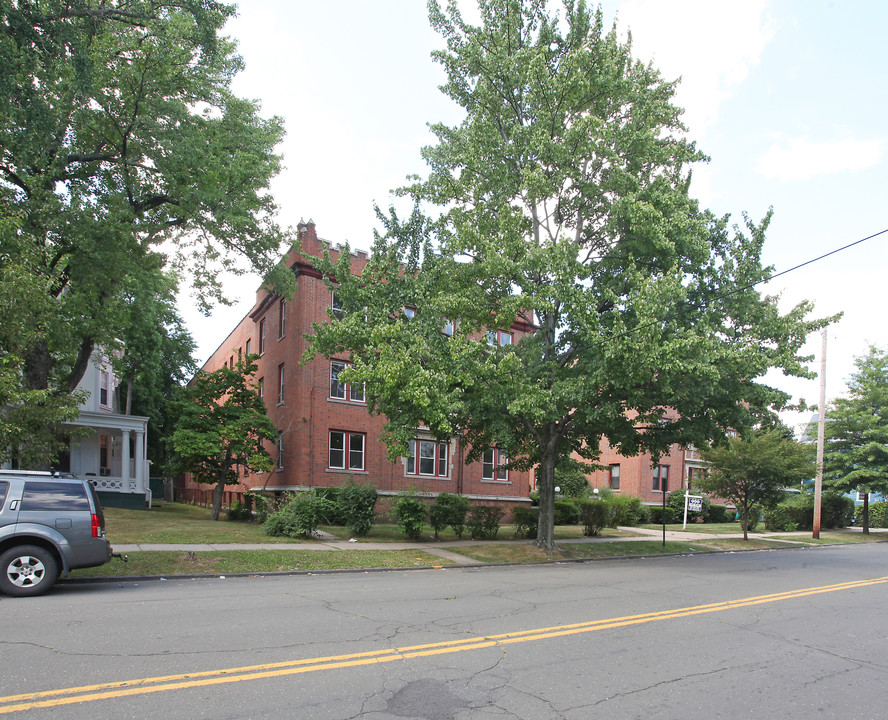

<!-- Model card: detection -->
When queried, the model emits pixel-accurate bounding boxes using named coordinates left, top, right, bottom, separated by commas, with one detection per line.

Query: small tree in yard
left=824, top=346, right=888, bottom=534
left=172, top=357, right=277, bottom=520
left=698, top=429, right=814, bottom=539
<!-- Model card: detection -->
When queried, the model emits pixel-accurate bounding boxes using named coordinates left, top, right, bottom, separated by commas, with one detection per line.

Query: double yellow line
left=3, top=576, right=886, bottom=714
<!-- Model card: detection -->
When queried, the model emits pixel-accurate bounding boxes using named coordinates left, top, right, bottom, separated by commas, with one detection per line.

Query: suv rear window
left=21, top=482, right=90, bottom=512
left=0, top=481, right=7, bottom=506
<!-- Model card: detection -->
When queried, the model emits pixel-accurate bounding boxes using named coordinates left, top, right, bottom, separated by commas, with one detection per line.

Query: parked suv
left=0, top=470, right=112, bottom=597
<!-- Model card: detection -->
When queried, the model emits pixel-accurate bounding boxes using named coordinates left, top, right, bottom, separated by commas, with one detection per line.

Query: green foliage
left=1, top=0, right=289, bottom=416
left=649, top=506, right=676, bottom=525
left=862, top=502, right=888, bottom=529
left=667, top=489, right=711, bottom=524
left=467, top=505, right=505, bottom=540
left=763, top=492, right=852, bottom=532
left=304, top=0, right=832, bottom=553
left=577, top=499, right=613, bottom=537
left=554, top=462, right=590, bottom=498
left=707, top=505, right=733, bottom=524
left=264, top=491, right=331, bottom=538
left=252, top=493, right=271, bottom=524
left=824, top=346, right=888, bottom=532
left=171, top=357, right=277, bottom=520
left=392, top=492, right=427, bottom=540
left=512, top=506, right=539, bottom=539
left=554, top=500, right=580, bottom=526
left=337, top=481, right=378, bottom=537
left=313, top=487, right=346, bottom=526
left=699, top=429, right=815, bottom=538
left=429, top=493, right=469, bottom=539
left=603, top=495, right=647, bottom=527
left=226, top=493, right=254, bottom=522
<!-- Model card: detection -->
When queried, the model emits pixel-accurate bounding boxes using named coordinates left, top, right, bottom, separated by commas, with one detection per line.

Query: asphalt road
left=3, top=543, right=888, bottom=719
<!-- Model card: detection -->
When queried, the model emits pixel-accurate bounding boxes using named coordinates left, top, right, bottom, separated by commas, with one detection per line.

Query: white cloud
left=755, top=136, right=886, bottom=181
left=614, top=0, right=774, bottom=137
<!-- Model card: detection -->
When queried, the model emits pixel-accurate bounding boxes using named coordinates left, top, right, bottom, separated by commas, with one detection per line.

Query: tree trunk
left=535, top=447, right=557, bottom=553
left=741, top=499, right=749, bottom=541
left=862, top=493, right=869, bottom=534
left=212, top=481, right=225, bottom=521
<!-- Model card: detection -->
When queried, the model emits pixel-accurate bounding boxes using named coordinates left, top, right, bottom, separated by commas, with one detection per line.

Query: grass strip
left=68, top=549, right=455, bottom=577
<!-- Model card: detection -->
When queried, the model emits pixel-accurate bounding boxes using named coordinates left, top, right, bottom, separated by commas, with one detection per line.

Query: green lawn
left=86, top=502, right=882, bottom=579
left=638, top=522, right=750, bottom=535
left=104, top=503, right=310, bottom=545
left=69, top=549, right=456, bottom=578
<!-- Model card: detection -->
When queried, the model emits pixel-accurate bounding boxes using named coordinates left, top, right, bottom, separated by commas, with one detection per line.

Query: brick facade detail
left=183, top=221, right=533, bottom=509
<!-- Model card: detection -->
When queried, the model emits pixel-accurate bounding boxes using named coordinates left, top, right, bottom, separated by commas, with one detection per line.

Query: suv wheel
left=0, top=545, right=59, bottom=597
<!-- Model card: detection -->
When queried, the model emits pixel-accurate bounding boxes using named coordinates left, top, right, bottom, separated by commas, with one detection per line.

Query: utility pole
left=813, top=328, right=826, bottom=539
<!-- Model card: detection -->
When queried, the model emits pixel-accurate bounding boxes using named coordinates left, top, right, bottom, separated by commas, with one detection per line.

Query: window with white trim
left=278, top=299, right=287, bottom=339
left=259, top=319, right=266, bottom=354
left=609, top=465, right=621, bottom=490
left=257, top=377, right=264, bottom=399
left=406, top=440, right=449, bottom=477
left=277, top=363, right=285, bottom=405
left=329, top=431, right=365, bottom=471
left=330, top=361, right=364, bottom=402
left=652, top=464, right=669, bottom=492
left=482, top=448, right=509, bottom=481
left=277, top=431, right=284, bottom=469
left=442, top=318, right=454, bottom=336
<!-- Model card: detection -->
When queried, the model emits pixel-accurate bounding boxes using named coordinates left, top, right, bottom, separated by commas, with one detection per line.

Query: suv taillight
left=91, top=513, right=103, bottom=538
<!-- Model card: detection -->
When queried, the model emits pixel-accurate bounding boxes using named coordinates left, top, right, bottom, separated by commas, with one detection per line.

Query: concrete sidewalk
left=111, top=527, right=884, bottom=566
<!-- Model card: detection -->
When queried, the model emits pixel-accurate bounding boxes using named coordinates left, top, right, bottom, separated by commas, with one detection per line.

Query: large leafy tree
left=305, top=0, right=830, bottom=552
left=697, top=429, right=815, bottom=540
left=171, top=358, right=276, bottom=521
left=0, top=0, right=290, bottom=408
left=824, top=346, right=888, bottom=533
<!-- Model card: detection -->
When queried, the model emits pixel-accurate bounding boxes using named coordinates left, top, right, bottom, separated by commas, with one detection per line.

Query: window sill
left=325, top=468, right=369, bottom=475
left=327, top=397, right=367, bottom=406
left=481, top=479, right=512, bottom=485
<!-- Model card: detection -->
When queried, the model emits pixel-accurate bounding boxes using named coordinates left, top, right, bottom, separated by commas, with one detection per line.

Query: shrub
left=429, top=493, right=470, bottom=539
left=392, top=492, right=427, bottom=540
left=707, top=505, right=732, bottom=523
left=512, top=506, right=539, bottom=539
left=252, top=493, right=271, bottom=523
left=554, top=465, right=590, bottom=498
left=468, top=505, right=505, bottom=539
left=668, top=488, right=711, bottom=524
left=554, top=499, right=580, bottom=525
left=226, top=492, right=254, bottom=522
left=821, top=493, right=854, bottom=529
left=313, top=487, right=346, bottom=526
left=604, top=495, right=645, bottom=527
left=648, top=505, right=675, bottom=525
left=763, top=504, right=798, bottom=532
left=264, top=491, right=331, bottom=538
left=577, top=498, right=612, bottom=536
left=338, top=481, right=378, bottom=537
left=863, top=501, right=888, bottom=528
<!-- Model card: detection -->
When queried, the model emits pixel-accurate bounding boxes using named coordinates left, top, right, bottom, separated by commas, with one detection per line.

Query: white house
left=63, top=349, right=152, bottom=508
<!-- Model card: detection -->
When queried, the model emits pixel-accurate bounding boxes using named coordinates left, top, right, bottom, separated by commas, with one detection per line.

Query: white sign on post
left=683, top=494, right=704, bottom=529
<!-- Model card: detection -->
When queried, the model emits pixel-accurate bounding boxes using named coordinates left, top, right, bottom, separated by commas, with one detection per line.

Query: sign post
left=683, top=494, right=704, bottom=529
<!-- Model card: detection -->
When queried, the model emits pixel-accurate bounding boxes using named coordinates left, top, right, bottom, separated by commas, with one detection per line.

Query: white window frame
left=330, top=360, right=364, bottom=402
left=482, top=448, right=509, bottom=481
left=653, top=464, right=669, bottom=492
left=329, top=431, right=365, bottom=471
left=406, top=439, right=449, bottom=477
left=279, top=298, right=287, bottom=339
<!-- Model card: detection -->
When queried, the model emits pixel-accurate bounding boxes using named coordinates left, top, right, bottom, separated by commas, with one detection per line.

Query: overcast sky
left=183, top=1, right=888, bottom=434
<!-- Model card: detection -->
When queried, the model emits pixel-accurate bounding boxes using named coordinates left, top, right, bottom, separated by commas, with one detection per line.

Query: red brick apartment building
left=181, top=221, right=535, bottom=510
left=581, top=413, right=709, bottom=505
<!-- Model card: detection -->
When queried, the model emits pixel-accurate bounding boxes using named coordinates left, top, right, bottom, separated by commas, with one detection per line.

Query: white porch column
left=121, top=429, right=131, bottom=488
left=134, top=429, right=146, bottom=493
